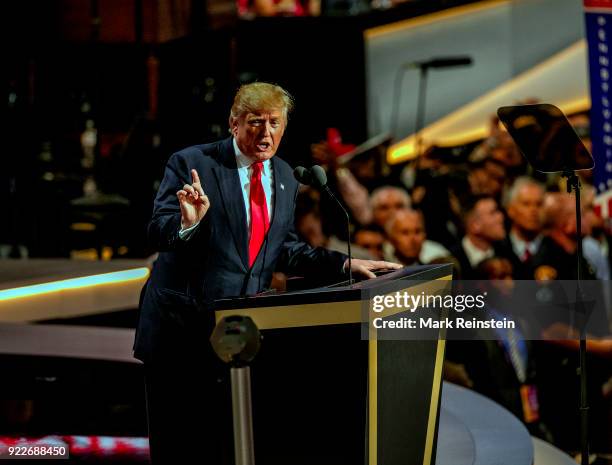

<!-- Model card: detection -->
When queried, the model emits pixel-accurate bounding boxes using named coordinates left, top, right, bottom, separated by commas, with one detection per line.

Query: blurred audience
left=581, top=184, right=611, bottom=280
left=384, top=208, right=427, bottom=266
left=370, top=186, right=411, bottom=231
left=449, top=195, right=507, bottom=278
left=238, top=0, right=319, bottom=17
left=310, top=136, right=390, bottom=228
left=298, top=109, right=611, bottom=456
left=354, top=226, right=385, bottom=261
left=294, top=191, right=374, bottom=259
left=467, top=157, right=507, bottom=198
left=532, top=192, right=597, bottom=280
left=469, top=114, right=525, bottom=178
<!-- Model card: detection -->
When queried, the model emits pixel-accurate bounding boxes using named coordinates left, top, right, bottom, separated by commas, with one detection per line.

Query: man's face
left=508, top=184, right=544, bottom=233
left=388, top=211, right=426, bottom=264
left=472, top=199, right=505, bottom=242
left=491, top=132, right=523, bottom=168
left=484, top=161, right=506, bottom=196
left=354, top=230, right=385, bottom=260
left=470, top=161, right=506, bottom=197
left=231, top=109, right=286, bottom=162
left=373, top=191, right=409, bottom=228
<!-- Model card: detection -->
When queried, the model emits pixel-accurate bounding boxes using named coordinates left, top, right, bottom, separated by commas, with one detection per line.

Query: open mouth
left=257, top=142, right=271, bottom=151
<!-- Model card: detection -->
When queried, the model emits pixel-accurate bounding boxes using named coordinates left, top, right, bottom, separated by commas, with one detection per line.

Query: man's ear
left=229, top=116, right=238, bottom=136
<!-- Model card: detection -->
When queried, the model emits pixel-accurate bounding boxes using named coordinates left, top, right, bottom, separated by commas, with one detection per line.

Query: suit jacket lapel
left=213, top=138, right=249, bottom=271
left=269, top=156, right=291, bottom=234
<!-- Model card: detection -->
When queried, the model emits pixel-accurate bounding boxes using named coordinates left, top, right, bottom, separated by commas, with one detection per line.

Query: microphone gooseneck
left=294, top=165, right=353, bottom=285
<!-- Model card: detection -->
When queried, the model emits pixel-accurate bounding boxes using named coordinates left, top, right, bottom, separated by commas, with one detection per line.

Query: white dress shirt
left=509, top=231, right=542, bottom=262
left=179, top=138, right=274, bottom=239
left=461, top=236, right=494, bottom=268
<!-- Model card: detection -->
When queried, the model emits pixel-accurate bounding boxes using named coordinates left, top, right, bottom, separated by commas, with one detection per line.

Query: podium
left=214, top=263, right=453, bottom=465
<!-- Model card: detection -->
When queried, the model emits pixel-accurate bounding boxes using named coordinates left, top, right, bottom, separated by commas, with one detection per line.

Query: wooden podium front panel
left=229, top=325, right=446, bottom=465
left=249, top=322, right=368, bottom=465
left=373, top=339, right=445, bottom=465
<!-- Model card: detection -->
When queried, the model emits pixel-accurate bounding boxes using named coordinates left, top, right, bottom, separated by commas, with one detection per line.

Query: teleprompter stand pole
left=562, top=170, right=589, bottom=465
left=211, top=315, right=262, bottom=465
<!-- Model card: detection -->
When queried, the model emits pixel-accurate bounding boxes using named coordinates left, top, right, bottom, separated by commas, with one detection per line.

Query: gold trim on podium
left=215, top=300, right=361, bottom=330
left=423, top=338, right=446, bottom=465
left=368, top=336, right=378, bottom=465
left=214, top=276, right=452, bottom=331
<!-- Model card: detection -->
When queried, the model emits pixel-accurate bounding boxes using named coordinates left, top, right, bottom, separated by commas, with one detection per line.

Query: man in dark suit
left=501, top=176, right=545, bottom=278
left=449, top=195, right=507, bottom=279
left=134, top=82, right=399, bottom=464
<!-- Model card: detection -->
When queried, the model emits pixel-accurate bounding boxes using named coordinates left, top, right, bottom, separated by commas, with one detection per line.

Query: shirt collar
left=233, top=138, right=270, bottom=175
left=461, top=236, right=494, bottom=268
left=509, top=230, right=542, bottom=255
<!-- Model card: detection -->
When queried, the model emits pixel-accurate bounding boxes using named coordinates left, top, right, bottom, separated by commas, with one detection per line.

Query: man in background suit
left=134, top=82, right=399, bottom=464
left=502, top=177, right=545, bottom=278
left=449, top=195, right=507, bottom=279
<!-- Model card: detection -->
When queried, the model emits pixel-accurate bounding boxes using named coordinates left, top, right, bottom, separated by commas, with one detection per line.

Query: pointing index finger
left=191, top=169, right=201, bottom=185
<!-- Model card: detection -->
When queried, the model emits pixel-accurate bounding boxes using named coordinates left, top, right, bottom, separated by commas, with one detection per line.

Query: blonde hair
left=230, top=82, right=294, bottom=123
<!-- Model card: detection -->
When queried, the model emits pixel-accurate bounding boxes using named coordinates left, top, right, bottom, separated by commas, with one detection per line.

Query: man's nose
left=262, top=121, right=272, bottom=136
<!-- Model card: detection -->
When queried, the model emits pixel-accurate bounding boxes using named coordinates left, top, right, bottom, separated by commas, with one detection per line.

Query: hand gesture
left=310, top=141, right=338, bottom=170
left=177, top=169, right=210, bottom=229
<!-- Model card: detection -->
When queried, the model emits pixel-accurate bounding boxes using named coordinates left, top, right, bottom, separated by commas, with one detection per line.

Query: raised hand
left=177, top=169, right=210, bottom=229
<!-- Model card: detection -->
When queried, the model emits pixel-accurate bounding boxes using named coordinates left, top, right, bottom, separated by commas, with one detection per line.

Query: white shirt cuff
left=178, top=222, right=200, bottom=241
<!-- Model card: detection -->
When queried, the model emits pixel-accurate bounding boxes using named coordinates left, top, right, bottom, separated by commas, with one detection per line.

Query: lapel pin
left=280, top=183, right=285, bottom=190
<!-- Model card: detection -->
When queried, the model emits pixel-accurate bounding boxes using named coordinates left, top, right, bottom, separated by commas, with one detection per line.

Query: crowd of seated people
left=291, top=112, right=611, bottom=456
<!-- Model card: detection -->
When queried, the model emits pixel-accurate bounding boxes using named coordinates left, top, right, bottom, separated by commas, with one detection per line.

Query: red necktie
left=248, top=161, right=270, bottom=267
left=522, top=247, right=532, bottom=262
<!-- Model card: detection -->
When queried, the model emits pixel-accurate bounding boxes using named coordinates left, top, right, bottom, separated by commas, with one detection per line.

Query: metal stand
left=231, top=366, right=256, bottom=465
left=562, top=170, right=589, bottom=465
left=390, top=66, right=428, bottom=158
left=414, top=67, right=429, bottom=159
left=497, top=104, right=594, bottom=465
left=210, top=316, right=261, bottom=465
left=323, top=184, right=353, bottom=285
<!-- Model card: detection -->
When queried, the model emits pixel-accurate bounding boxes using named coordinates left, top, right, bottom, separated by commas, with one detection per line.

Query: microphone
left=403, top=56, right=473, bottom=69
left=293, top=165, right=353, bottom=285
left=309, top=165, right=328, bottom=189
left=293, top=166, right=313, bottom=185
